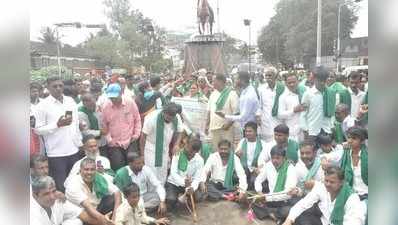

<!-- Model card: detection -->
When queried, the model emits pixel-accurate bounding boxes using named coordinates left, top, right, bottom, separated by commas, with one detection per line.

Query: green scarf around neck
left=340, top=144, right=368, bottom=186
left=78, top=106, right=99, bottom=130
left=155, top=112, right=178, bottom=167
left=177, top=150, right=189, bottom=172
left=298, top=158, right=321, bottom=192
left=271, top=82, right=286, bottom=117
left=223, top=151, right=235, bottom=190
left=273, top=160, right=289, bottom=192
left=287, top=139, right=299, bottom=163
left=334, top=121, right=345, bottom=144
left=113, top=166, right=132, bottom=191
left=297, top=83, right=307, bottom=103
left=321, top=86, right=336, bottom=117
left=93, top=173, right=109, bottom=199
left=200, top=143, right=213, bottom=164
left=215, top=87, right=232, bottom=111
left=330, top=82, right=352, bottom=112
left=240, top=138, right=263, bottom=168
left=330, top=182, right=354, bottom=225
left=361, top=91, right=368, bottom=125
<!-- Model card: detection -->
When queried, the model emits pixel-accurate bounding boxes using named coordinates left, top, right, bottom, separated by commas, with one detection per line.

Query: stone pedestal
left=183, top=34, right=225, bottom=75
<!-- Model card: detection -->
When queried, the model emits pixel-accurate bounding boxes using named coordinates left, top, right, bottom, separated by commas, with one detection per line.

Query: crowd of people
left=30, top=65, right=368, bottom=225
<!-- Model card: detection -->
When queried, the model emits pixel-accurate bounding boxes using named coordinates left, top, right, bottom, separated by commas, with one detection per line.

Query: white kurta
left=287, top=182, right=366, bottom=225
left=236, top=138, right=268, bottom=172
left=167, top=153, right=204, bottom=191
left=142, top=110, right=183, bottom=185
left=30, top=197, right=82, bottom=225
left=277, top=89, right=303, bottom=141
left=256, top=83, right=281, bottom=141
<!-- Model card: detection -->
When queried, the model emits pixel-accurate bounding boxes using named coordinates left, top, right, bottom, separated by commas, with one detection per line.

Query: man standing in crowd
left=333, top=103, right=356, bottom=144
left=215, top=71, right=259, bottom=132
left=277, top=73, right=307, bottom=141
left=102, top=83, right=141, bottom=171
left=348, top=72, right=365, bottom=117
left=206, top=74, right=239, bottom=148
left=140, top=103, right=183, bottom=185
left=34, top=76, right=82, bottom=192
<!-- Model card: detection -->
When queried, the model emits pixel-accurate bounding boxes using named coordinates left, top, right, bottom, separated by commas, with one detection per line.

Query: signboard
left=170, top=97, right=208, bottom=135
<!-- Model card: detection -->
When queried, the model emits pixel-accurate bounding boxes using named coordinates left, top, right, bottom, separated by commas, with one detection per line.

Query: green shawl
left=93, top=173, right=109, bottom=199
left=330, top=82, right=352, bottom=111
left=334, top=121, right=346, bottom=144
left=298, top=158, right=321, bottom=191
left=297, top=83, right=307, bottom=103
left=321, top=86, right=336, bottom=117
left=287, top=139, right=299, bottom=163
left=361, top=91, right=368, bottom=125
left=330, top=183, right=354, bottom=225
left=200, top=143, right=213, bottom=164
left=215, top=87, right=232, bottom=111
left=240, top=138, right=263, bottom=168
left=273, top=160, right=289, bottom=192
left=340, top=144, right=368, bottom=186
left=78, top=106, right=99, bottom=130
left=113, top=166, right=132, bottom=191
left=155, top=112, right=178, bottom=167
left=224, top=151, right=235, bottom=190
left=271, top=82, right=286, bottom=117
left=177, top=150, right=189, bottom=172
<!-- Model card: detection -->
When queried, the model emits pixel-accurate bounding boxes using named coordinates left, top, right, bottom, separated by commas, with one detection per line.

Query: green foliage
left=30, top=66, right=73, bottom=83
left=257, top=0, right=359, bottom=68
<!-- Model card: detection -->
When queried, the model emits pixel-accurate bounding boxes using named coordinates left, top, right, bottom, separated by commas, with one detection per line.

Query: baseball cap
left=106, top=83, right=121, bottom=98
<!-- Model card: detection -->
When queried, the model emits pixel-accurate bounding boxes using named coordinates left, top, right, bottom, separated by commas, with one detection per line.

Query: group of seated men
left=31, top=120, right=368, bottom=225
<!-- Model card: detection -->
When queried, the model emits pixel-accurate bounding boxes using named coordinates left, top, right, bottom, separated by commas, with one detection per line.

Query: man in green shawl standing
left=200, top=139, right=247, bottom=202
left=333, top=103, right=357, bottom=144
left=165, top=133, right=204, bottom=210
left=140, top=103, right=183, bottom=185
left=252, top=146, right=298, bottom=222
left=282, top=166, right=365, bottom=225
left=300, top=65, right=336, bottom=147
left=65, top=158, right=122, bottom=225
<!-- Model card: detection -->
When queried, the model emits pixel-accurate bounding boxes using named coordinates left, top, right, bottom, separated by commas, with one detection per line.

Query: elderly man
left=282, top=166, right=365, bottom=225
left=102, top=83, right=141, bottom=171
left=333, top=103, right=357, bottom=144
left=34, top=76, right=82, bottom=192
left=65, top=158, right=122, bottom=225
left=31, top=176, right=83, bottom=225
left=256, top=67, right=283, bottom=142
left=140, top=103, right=183, bottom=185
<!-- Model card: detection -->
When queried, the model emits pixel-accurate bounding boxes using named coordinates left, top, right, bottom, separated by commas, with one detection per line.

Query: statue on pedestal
left=197, top=0, right=214, bottom=35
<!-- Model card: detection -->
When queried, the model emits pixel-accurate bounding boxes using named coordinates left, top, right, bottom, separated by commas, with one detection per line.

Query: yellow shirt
left=207, top=89, right=239, bottom=130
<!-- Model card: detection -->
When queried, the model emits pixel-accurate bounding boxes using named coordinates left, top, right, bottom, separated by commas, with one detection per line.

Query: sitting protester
left=200, top=139, right=247, bottom=202
left=31, top=176, right=83, bottom=225
left=65, top=158, right=122, bottom=225
left=252, top=146, right=298, bottom=222
left=115, top=183, right=170, bottom=225
left=165, top=133, right=205, bottom=209
left=282, top=166, right=365, bottom=225
left=113, top=152, right=167, bottom=215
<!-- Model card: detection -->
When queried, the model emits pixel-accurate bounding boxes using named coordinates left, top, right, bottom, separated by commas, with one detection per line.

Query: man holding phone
left=34, top=76, right=82, bottom=193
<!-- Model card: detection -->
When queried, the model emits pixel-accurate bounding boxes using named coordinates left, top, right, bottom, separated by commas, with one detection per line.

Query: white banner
left=170, top=97, right=208, bottom=136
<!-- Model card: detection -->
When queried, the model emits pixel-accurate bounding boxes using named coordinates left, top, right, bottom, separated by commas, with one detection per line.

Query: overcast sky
left=30, top=0, right=368, bottom=46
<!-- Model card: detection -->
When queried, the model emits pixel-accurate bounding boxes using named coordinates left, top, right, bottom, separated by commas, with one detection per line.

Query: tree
left=257, top=0, right=358, bottom=68
left=38, top=27, right=57, bottom=44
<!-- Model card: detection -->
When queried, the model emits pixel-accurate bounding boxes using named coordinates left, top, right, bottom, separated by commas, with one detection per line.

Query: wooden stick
left=190, top=193, right=198, bottom=223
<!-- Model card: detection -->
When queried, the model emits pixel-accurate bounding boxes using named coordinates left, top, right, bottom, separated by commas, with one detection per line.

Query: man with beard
left=65, top=135, right=113, bottom=186
left=65, top=158, right=122, bottom=225
left=200, top=139, right=247, bottom=202
left=252, top=146, right=298, bottom=222
left=282, top=166, right=365, bottom=225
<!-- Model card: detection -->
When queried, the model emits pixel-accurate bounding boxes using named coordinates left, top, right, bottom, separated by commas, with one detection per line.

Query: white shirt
left=124, top=166, right=166, bottom=201
left=287, top=182, right=366, bottom=225
left=254, top=161, right=297, bottom=202
left=78, top=110, right=106, bottom=147
left=201, top=152, right=248, bottom=191
left=207, top=88, right=239, bottom=131
left=30, top=196, right=82, bottom=225
left=318, top=145, right=344, bottom=166
left=341, top=115, right=356, bottom=139
left=349, top=88, right=365, bottom=117
left=114, top=199, right=155, bottom=225
left=257, top=139, right=276, bottom=168
left=142, top=110, right=183, bottom=168
left=65, top=174, right=119, bottom=208
left=34, top=95, right=82, bottom=157
left=295, top=159, right=324, bottom=192
left=300, top=87, right=333, bottom=136
left=167, top=153, right=204, bottom=191
left=256, top=83, right=281, bottom=138
left=277, top=89, right=302, bottom=140
left=236, top=138, right=268, bottom=172
left=225, top=85, right=259, bottom=128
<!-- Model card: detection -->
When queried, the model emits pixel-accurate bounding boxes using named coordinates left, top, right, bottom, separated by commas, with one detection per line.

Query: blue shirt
left=225, top=85, right=259, bottom=128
